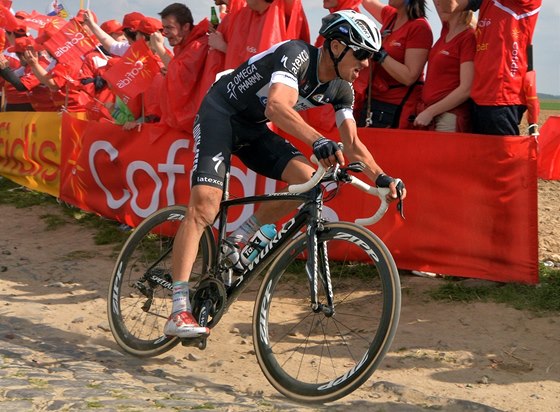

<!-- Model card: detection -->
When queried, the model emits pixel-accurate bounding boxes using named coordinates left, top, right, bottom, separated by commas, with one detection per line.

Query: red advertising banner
left=56, top=113, right=538, bottom=284
left=0, top=112, right=61, bottom=197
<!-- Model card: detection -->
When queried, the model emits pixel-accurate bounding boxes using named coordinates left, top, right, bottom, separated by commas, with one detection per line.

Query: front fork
left=305, top=222, right=335, bottom=317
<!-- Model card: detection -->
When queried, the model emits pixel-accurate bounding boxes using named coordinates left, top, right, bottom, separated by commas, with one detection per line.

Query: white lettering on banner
left=158, top=139, right=190, bottom=205
left=54, top=32, right=86, bottom=58
left=89, top=139, right=337, bottom=224
left=90, top=141, right=131, bottom=209
left=90, top=139, right=190, bottom=217
left=126, top=160, right=162, bottom=217
left=116, top=60, right=149, bottom=89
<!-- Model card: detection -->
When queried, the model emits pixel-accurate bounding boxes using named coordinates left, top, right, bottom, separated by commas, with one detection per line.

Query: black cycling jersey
left=191, top=40, right=355, bottom=190
left=210, top=39, right=355, bottom=124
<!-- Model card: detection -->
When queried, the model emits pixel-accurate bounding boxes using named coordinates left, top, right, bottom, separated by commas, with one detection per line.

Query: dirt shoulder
left=0, top=180, right=559, bottom=411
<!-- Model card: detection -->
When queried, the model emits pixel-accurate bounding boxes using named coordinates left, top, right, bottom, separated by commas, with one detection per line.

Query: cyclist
left=165, top=10, right=406, bottom=338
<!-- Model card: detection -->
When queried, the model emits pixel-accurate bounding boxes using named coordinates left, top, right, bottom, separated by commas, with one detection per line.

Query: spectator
left=314, top=0, right=362, bottom=47
left=100, top=20, right=127, bottom=43
left=359, top=0, right=432, bottom=129
left=439, top=0, right=542, bottom=135
left=150, top=3, right=210, bottom=133
left=209, top=0, right=309, bottom=69
left=413, top=3, right=476, bottom=132
left=1, top=22, right=33, bottom=111
left=83, top=11, right=145, bottom=57
left=0, top=36, right=60, bottom=112
left=118, top=16, right=167, bottom=130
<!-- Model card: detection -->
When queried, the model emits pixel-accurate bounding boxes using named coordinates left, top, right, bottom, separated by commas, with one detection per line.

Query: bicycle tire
left=108, top=205, right=215, bottom=357
left=253, top=221, right=401, bottom=403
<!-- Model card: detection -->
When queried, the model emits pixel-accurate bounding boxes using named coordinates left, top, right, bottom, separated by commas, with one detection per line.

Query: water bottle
left=240, top=224, right=277, bottom=266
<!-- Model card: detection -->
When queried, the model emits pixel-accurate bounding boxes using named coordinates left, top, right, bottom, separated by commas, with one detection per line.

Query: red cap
left=137, top=17, right=162, bottom=35
left=7, top=36, right=43, bottom=53
left=75, top=9, right=97, bottom=24
left=117, top=12, right=145, bottom=32
left=100, top=19, right=122, bottom=35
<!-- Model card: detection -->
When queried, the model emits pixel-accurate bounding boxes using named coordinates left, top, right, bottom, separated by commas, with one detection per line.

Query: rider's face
left=332, top=40, right=370, bottom=83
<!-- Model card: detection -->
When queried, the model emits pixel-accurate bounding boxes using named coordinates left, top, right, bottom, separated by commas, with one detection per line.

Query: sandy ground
left=0, top=179, right=559, bottom=411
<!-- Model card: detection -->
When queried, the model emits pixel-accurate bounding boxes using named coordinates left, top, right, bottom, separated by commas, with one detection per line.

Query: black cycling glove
left=312, top=137, right=339, bottom=161
left=372, top=47, right=389, bottom=64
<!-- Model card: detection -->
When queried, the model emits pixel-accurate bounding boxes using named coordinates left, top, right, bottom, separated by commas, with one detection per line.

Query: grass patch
left=1, top=178, right=128, bottom=249
left=428, top=264, right=560, bottom=313
left=540, top=99, right=560, bottom=111
left=0, top=178, right=56, bottom=207
left=40, top=213, right=68, bottom=230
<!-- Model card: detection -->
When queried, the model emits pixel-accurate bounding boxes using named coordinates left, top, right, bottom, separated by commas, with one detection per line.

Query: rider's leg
left=164, top=184, right=222, bottom=338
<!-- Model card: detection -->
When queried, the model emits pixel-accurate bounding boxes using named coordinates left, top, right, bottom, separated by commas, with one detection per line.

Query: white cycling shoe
left=164, top=311, right=210, bottom=338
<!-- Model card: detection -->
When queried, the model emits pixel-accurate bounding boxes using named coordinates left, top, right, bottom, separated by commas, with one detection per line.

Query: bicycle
left=107, top=157, right=404, bottom=403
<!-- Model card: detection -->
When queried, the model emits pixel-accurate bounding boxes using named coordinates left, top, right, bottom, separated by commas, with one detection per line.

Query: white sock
left=171, top=281, right=190, bottom=316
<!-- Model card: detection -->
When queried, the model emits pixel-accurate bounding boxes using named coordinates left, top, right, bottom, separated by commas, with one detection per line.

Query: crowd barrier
left=0, top=111, right=541, bottom=284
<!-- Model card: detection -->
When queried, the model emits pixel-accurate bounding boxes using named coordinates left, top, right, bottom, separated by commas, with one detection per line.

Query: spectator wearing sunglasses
left=359, top=0, right=432, bottom=129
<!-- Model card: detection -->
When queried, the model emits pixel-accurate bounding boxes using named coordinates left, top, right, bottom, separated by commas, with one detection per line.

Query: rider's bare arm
left=264, top=82, right=344, bottom=167
left=338, top=118, right=406, bottom=201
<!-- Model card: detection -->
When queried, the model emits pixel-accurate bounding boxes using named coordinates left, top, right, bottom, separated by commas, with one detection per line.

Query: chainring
left=191, top=278, right=227, bottom=329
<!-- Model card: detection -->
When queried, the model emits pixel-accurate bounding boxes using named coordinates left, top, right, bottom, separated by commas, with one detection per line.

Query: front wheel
left=253, top=222, right=401, bottom=403
left=107, top=206, right=215, bottom=357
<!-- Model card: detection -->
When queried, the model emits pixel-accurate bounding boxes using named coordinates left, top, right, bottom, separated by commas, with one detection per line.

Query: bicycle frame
left=212, top=170, right=332, bottom=313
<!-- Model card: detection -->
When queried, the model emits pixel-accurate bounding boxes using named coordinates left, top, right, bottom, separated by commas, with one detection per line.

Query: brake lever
left=395, top=179, right=405, bottom=220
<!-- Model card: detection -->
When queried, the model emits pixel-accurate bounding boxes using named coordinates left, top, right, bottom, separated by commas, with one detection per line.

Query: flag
left=102, top=40, right=161, bottom=104
left=47, top=0, right=69, bottom=18
left=43, top=19, right=96, bottom=68
left=23, top=11, right=55, bottom=31
left=0, top=5, right=19, bottom=31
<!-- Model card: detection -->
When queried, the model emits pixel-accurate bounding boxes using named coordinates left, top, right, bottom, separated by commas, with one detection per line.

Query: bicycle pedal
left=179, top=336, right=207, bottom=350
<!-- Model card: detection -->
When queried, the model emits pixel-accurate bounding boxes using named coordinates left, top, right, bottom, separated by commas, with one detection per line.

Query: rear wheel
left=253, top=222, right=401, bottom=403
left=107, top=206, right=215, bottom=357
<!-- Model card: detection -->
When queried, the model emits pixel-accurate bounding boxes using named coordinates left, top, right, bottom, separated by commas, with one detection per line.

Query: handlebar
left=287, top=155, right=402, bottom=226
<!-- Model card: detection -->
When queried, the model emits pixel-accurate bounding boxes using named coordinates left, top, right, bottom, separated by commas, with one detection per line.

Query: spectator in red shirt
left=100, top=20, right=127, bottom=43
left=440, top=0, right=542, bottom=135
left=0, top=37, right=59, bottom=112
left=413, top=4, right=476, bottom=132
left=360, top=0, right=432, bottom=129
left=1, top=22, right=33, bottom=111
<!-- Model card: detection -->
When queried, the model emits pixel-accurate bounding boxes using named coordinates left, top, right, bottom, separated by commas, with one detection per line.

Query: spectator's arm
left=414, top=61, right=474, bottom=127
left=361, top=0, right=386, bottom=23
left=23, top=50, right=58, bottom=90
left=208, top=28, right=227, bottom=53
left=0, top=66, right=27, bottom=91
left=82, top=9, right=117, bottom=51
left=439, top=0, right=479, bottom=13
left=378, top=47, right=429, bottom=86
left=150, top=31, right=172, bottom=67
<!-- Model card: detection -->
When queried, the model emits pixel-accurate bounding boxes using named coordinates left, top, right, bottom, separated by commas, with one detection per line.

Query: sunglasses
left=339, top=41, right=373, bottom=61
